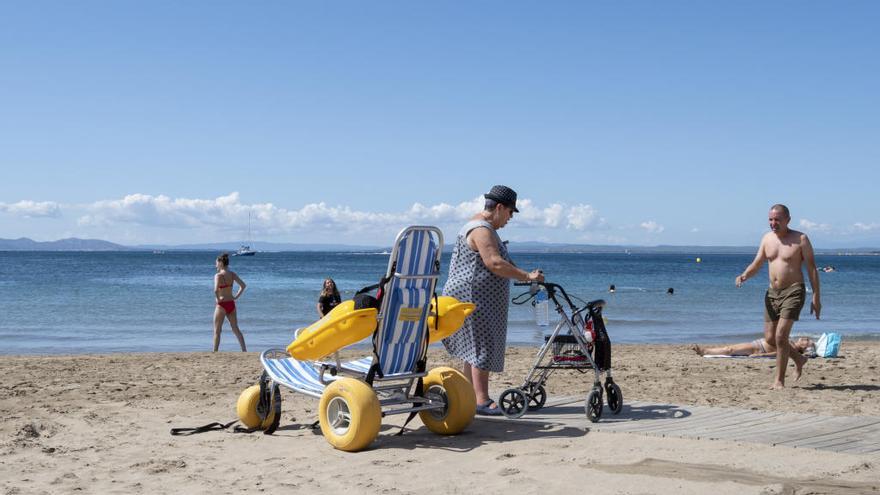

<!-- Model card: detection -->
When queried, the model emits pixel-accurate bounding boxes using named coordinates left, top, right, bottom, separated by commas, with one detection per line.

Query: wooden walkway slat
left=493, top=398, right=880, bottom=456
left=696, top=411, right=790, bottom=439
left=656, top=409, right=784, bottom=437
left=779, top=422, right=880, bottom=448
left=598, top=408, right=743, bottom=433
left=732, top=415, right=843, bottom=442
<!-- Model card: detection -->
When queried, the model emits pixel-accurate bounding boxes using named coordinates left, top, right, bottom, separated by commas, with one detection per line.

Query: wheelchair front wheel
left=419, top=367, right=476, bottom=435
left=319, top=378, right=381, bottom=452
left=236, top=384, right=276, bottom=430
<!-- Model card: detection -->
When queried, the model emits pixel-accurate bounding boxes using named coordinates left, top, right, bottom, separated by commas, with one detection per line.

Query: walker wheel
left=585, top=388, right=603, bottom=423
left=605, top=382, right=623, bottom=415
left=499, top=388, right=529, bottom=419
left=526, top=383, right=547, bottom=411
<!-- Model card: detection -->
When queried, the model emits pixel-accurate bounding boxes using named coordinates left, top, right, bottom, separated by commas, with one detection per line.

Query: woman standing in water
left=213, top=253, right=247, bottom=352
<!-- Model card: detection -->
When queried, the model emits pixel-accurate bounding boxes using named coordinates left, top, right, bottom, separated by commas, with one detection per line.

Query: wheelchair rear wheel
left=419, top=367, right=476, bottom=435
left=236, top=384, right=276, bottom=430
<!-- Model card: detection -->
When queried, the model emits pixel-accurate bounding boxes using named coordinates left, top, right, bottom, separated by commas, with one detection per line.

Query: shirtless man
left=736, top=204, right=821, bottom=389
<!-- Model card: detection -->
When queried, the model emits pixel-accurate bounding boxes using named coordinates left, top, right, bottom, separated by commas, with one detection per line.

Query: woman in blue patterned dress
left=442, top=185, right=544, bottom=415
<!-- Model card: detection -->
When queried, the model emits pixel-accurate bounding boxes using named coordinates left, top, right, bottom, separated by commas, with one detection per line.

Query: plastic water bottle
left=534, top=290, right=550, bottom=326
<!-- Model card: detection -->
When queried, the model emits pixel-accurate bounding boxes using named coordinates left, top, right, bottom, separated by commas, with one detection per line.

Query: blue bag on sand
left=816, top=332, right=841, bottom=358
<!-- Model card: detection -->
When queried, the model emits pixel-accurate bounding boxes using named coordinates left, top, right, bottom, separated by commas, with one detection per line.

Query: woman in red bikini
left=213, top=253, right=247, bottom=352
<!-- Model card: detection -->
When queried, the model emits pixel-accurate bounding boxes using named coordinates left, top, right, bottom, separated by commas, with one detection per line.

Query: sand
left=2, top=342, right=878, bottom=494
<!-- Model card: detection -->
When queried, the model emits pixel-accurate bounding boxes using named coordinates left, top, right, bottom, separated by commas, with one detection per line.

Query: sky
left=1, top=1, right=878, bottom=247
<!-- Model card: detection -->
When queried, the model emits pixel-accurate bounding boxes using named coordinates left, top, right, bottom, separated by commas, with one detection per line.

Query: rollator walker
left=236, top=226, right=477, bottom=451
left=499, top=281, right=622, bottom=422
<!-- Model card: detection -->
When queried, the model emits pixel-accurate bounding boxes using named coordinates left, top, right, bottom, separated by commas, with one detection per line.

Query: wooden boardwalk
left=495, top=397, right=880, bottom=456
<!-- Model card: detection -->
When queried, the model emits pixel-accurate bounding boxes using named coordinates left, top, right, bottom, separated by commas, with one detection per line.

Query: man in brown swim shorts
left=736, top=204, right=821, bottom=389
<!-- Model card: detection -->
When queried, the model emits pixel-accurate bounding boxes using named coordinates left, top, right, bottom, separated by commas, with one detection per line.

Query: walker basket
left=544, top=334, right=590, bottom=363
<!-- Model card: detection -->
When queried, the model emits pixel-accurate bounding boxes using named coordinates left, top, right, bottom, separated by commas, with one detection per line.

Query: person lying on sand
left=692, top=337, right=815, bottom=358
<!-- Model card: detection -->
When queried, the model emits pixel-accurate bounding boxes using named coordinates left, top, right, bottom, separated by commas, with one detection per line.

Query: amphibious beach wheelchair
left=500, top=281, right=622, bottom=423
left=236, top=226, right=477, bottom=451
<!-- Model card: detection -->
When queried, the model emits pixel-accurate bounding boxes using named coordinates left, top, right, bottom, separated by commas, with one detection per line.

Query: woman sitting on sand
left=213, top=253, right=247, bottom=352
left=692, top=336, right=815, bottom=357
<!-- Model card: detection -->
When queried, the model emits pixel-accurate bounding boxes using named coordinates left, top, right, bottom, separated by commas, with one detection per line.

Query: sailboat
left=233, top=212, right=256, bottom=256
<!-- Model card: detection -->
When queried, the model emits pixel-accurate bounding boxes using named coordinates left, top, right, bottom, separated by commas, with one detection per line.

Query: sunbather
left=692, top=337, right=814, bottom=357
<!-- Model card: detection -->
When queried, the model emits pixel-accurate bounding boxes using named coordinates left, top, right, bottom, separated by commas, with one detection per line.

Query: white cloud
left=799, top=219, right=832, bottom=233
left=690, top=227, right=700, bottom=233
left=853, top=222, right=880, bottom=232
left=71, top=192, right=608, bottom=237
left=565, top=204, right=601, bottom=230
left=0, top=200, right=62, bottom=218
left=640, top=220, right=665, bottom=234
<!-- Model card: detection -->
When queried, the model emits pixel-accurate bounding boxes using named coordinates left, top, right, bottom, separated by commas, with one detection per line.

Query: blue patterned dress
left=441, top=220, right=511, bottom=372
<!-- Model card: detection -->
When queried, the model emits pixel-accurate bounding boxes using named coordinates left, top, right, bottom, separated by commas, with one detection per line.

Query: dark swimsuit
left=217, top=280, right=236, bottom=314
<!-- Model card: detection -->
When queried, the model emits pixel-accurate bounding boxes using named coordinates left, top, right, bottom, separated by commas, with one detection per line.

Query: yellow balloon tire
left=419, top=367, right=476, bottom=435
left=318, top=378, right=381, bottom=452
left=236, top=384, right=276, bottom=430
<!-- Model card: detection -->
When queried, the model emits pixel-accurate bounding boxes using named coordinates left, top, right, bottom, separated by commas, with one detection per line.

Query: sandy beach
left=2, top=343, right=878, bottom=494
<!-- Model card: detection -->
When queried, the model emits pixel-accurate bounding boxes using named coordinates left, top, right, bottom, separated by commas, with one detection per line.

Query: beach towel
left=702, top=354, right=775, bottom=359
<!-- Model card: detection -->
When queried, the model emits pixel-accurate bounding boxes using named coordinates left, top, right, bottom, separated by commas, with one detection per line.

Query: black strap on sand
left=169, top=419, right=275, bottom=436
left=170, top=420, right=239, bottom=436
left=172, top=371, right=283, bottom=436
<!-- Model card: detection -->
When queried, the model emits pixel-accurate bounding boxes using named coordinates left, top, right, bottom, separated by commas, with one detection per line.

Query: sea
left=2, top=251, right=878, bottom=354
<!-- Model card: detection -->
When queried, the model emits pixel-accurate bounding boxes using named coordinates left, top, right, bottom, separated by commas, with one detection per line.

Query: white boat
left=233, top=212, right=256, bottom=256
left=233, top=244, right=256, bottom=256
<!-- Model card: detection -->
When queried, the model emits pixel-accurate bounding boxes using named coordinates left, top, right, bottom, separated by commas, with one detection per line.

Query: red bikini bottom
left=218, top=300, right=236, bottom=314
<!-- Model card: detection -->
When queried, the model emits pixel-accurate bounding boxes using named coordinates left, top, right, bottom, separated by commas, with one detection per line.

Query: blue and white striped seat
left=261, top=356, right=372, bottom=396
left=261, top=226, right=442, bottom=397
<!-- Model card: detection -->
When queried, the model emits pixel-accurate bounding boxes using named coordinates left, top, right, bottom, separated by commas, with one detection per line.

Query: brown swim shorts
left=764, top=283, right=806, bottom=322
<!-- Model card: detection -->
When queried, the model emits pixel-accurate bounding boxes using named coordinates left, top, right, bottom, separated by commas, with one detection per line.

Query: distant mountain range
left=0, top=237, right=132, bottom=251
left=2, top=237, right=878, bottom=255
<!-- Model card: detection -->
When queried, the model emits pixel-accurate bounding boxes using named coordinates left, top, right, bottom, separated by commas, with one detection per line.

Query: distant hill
left=0, top=237, right=130, bottom=251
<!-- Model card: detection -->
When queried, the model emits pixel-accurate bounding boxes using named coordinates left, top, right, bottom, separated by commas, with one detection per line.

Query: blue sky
left=1, top=1, right=878, bottom=247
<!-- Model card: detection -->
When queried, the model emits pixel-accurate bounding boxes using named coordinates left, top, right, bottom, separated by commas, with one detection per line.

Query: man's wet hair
left=770, top=203, right=790, bottom=219
left=484, top=198, right=499, bottom=211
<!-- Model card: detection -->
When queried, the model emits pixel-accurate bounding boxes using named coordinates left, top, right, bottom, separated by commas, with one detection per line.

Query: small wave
left=605, top=319, right=675, bottom=327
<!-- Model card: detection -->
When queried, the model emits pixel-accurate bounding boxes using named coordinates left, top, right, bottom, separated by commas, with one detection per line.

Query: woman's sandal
left=475, top=399, right=503, bottom=416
